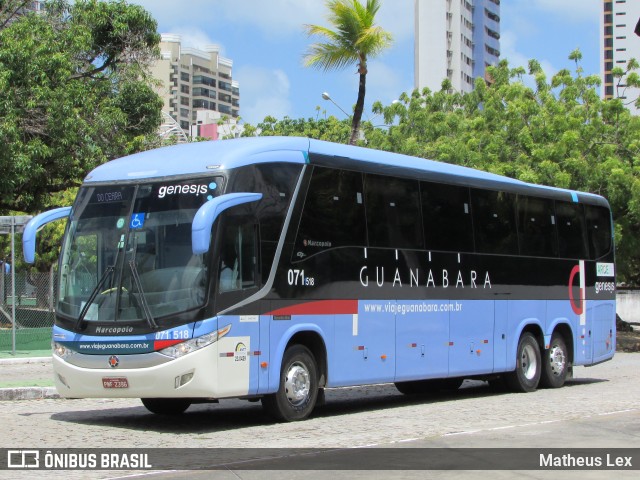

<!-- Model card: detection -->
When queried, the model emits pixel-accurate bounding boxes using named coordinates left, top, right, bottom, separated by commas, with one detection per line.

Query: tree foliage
left=304, top=0, right=392, bottom=145
left=0, top=0, right=163, bottom=215
left=244, top=114, right=352, bottom=144
left=245, top=52, right=640, bottom=284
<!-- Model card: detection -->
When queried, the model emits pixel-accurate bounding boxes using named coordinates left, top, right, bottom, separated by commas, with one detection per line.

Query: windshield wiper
left=75, top=265, right=114, bottom=329
left=128, top=259, right=158, bottom=329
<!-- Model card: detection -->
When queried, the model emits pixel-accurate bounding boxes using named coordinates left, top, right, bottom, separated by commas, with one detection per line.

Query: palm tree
left=304, top=0, right=392, bottom=145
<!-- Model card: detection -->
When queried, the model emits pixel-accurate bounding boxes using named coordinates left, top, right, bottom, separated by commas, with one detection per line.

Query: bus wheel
left=540, top=333, right=568, bottom=389
left=505, top=332, right=541, bottom=393
left=262, top=345, right=318, bottom=422
left=141, top=398, right=191, bottom=415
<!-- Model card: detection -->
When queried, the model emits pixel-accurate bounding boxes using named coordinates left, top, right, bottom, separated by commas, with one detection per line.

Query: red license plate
left=102, top=377, right=129, bottom=389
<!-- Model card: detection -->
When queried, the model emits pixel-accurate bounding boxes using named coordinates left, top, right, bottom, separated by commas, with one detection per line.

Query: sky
left=129, top=0, right=602, bottom=126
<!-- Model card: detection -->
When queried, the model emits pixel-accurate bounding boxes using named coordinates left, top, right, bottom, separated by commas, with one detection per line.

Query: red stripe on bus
left=153, top=340, right=181, bottom=350
left=267, top=300, right=358, bottom=316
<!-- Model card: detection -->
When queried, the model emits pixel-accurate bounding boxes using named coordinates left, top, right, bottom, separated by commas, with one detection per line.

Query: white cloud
left=499, top=31, right=559, bottom=74
left=500, top=31, right=557, bottom=89
left=163, top=27, right=224, bottom=54
left=133, top=0, right=412, bottom=40
left=363, top=61, right=406, bottom=106
left=131, top=0, right=325, bottom=38
left=235, top=66, right=292, bottom=124
left=374, top=0, right=414, bottom=44
left=500, top=0, right=600, bottom=85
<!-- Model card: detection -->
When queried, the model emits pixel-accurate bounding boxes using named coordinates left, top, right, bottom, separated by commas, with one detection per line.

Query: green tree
left=0, top=0, right=163, bottom=215
left=304, top=0, right=392, bottom=145
left=248, top=115, right=352, bottom=143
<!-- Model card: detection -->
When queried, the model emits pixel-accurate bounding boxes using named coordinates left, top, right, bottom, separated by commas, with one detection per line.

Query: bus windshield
left=57, top=177, right=223, bottom=326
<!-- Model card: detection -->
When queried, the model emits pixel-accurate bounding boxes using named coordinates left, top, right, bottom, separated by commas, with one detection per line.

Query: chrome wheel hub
left=521, top=344, right=538, bottom=380
left=548, top=345, right=566, bottom=377
left=284, top=362, right=310, bottom=406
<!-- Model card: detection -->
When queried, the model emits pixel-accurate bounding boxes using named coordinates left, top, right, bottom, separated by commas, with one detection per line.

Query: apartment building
left=151, top=34, right=240, bottom=136
left=415, top=0, right=500, bottom=93
left=601, top=0, right=640, bottom=114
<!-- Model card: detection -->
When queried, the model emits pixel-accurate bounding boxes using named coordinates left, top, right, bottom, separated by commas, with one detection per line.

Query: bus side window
left=517, top=195, right=558, bottom=257
left=364, top=174, right=423, bottom=249
left=218, top=219, right=258, bottom=293
left=422, top=182, right=473, bottom=252
left=555, top=201, right=588, bottom=259
left=294, top=167, right=366, bottom=257
left=585, top=205, right=612, bottom=259
left=471, top=189, right=518, bottom=255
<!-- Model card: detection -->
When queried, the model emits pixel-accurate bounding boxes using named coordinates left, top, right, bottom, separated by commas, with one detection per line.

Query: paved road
left=1, top=353, right=639, bottom=479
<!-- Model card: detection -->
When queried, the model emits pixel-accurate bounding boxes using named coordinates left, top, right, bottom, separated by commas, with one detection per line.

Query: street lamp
left=321, top=92, right=350, bottom=118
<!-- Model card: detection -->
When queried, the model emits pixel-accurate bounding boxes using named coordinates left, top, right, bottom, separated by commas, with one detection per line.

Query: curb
left=0, top=386, right=59, bottom=401
left=0, top=357, right=56, bottom=400
left=0, top=356, right=51, bottom=365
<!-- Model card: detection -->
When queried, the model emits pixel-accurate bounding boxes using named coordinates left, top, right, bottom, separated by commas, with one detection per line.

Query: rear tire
left=262, top=345, right=318, bottom=421
left=540, top=333, right=569, bottom=388
left=505, top=332, right=541, bottom=393
left=141, top=398, right=191, bottom=415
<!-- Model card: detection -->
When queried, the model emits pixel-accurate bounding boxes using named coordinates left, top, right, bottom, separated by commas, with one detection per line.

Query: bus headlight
left=159, top=324, right=231, bottom=359
left=53, top=341, right=76, bottom=360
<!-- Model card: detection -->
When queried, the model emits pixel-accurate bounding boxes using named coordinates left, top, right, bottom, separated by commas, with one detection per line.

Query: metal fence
left=0, top=267, right=56, bottom=353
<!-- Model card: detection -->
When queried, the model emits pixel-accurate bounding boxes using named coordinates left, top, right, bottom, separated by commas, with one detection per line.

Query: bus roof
left=84, top=136, right=606, bottom=206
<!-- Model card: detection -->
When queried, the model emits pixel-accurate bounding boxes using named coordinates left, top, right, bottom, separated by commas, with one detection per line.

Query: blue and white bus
left=24, top=137, right=616, bottom=421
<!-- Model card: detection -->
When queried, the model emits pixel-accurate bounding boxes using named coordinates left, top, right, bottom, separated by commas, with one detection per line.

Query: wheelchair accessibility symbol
left=130, top=213, right=145, bottom=229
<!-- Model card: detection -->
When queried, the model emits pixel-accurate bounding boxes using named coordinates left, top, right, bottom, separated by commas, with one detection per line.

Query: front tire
left=505, top=332, right=541, bottom=393
left=540, top=333, right=569, bottom=388
left=141, top=398, right=191, bottom=415
left=262, top=345, right=318, bottom=421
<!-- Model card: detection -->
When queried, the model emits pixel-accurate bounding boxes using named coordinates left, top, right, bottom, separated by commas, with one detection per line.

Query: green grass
left=0, top=327, right=51, bottom=353
left=0, top=380, right=54, bottom=388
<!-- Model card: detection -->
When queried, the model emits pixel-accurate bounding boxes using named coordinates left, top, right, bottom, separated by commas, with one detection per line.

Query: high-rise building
left=150, top=34, right=240, bottom=136
left=601, top=0, right=640, bottom=114
left=414, top=0, right=500, bottom=94
left=2, top=0, right=44, bottom=22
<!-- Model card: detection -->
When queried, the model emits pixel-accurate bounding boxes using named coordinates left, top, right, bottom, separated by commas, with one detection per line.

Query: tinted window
left=422, top=182, right=473, bottom=252
left=252, top=164, right=301, bottom=242
left=585, top=205, right=612, bottom=259
left=556, top=201, right=588, bottom=259
left=517, top=196, right=558, bottom=257
left=295, top=167, right=365, bottom=257
left=218, top=219, right=257, bottom=292
left=365, top=174, right=424, bottom=249
left=228, top=164, right=301, bottom=241
left=229, top=164, right=301, bottom=282
left=472, top=189, right=518, bottom=254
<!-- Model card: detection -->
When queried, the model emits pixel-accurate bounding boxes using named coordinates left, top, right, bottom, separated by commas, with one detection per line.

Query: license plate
left=102, top=377, right=129, bottom=389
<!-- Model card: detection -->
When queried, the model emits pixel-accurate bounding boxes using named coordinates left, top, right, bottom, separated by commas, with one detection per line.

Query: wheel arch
left=550, top=322, right=574, bottom=366
left=268, top=324, right=328, bottom=393
left=507, top=321, right=544, bottom=371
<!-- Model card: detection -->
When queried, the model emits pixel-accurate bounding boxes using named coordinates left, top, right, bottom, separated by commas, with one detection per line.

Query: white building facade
left=150, top=34, right=240, bottom=135
left=601, top=0, right=640, bottom=114
left=414, top=0, right=500, bottom=94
